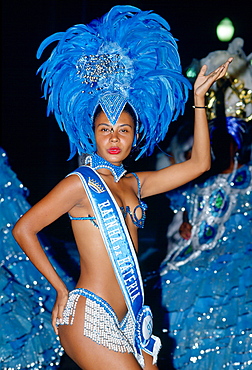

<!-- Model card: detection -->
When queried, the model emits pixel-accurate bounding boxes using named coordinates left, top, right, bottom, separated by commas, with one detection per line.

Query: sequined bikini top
left=69, top=172, right=147, bottom=228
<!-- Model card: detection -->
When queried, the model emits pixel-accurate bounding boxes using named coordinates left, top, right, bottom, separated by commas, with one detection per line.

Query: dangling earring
left=133, top=119, right=139, bottom=147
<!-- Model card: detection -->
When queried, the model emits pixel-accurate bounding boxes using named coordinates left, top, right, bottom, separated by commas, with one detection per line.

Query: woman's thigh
left=58, top=295, right=145, bottom=370
left=61, top=334, right=143, bottom=370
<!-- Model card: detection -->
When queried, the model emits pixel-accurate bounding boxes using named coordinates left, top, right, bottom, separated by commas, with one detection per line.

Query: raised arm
left=12, top=174, right=85, bottom=333
left=139, top=57, right=233, bottom=198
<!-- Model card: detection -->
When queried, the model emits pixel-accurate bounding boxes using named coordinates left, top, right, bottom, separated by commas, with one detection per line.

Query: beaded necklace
left=84, top=153, right=126, bottom=182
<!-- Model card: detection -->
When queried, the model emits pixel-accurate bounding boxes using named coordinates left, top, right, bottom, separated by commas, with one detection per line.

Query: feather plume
left=37, top=5, right=191, bottom=159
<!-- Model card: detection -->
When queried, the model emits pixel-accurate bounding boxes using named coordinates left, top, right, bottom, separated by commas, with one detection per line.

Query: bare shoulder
left=62, top=171, right=84, bottom=190
left=50, top=172, right=87, bottom=203
left=13, top=173, right=88, bottom=233
left=29, top=172, right=87, bottom=215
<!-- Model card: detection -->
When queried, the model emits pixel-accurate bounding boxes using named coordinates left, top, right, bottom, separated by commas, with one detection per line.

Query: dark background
left=1, top=2, right=251, bottom=368
left=2, top=0, right=251, bottom=243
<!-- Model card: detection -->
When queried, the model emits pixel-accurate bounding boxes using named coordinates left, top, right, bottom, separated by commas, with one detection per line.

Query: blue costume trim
left=160, top=163, right=252, bottom=369
left=0, top=147, right=75, bottom=369
left=68, top=215, right=96, bottom=221
left=69, top=171, right=147, bottom=229
left=120, top=173, right=147, bottom=229
left=85, top=154, right=126, bottom=182
left=68, top=214, right=99, bottom=228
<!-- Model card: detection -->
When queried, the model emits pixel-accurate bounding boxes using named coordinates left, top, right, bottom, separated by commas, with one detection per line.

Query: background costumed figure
left=0, top=148, right=75, bottom=369
left=160, top=38, right=252, bottom=369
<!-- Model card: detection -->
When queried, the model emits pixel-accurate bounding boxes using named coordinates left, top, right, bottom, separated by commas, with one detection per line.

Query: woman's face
left=94, top=110, right=135, bottom=165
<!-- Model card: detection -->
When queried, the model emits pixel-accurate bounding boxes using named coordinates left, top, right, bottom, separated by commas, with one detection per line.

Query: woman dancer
left=12, top=6, right=232, bottom=370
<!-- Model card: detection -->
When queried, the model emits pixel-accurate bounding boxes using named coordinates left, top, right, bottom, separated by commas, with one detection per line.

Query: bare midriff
left=71, top=215, right=139, bottom=322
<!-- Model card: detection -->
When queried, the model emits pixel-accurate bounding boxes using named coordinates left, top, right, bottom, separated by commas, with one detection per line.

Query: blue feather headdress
left=37, top=5, right=191, bottom=159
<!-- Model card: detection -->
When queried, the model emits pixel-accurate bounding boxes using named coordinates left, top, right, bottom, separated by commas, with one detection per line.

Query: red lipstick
left=108, top=147, right=121, bottom=154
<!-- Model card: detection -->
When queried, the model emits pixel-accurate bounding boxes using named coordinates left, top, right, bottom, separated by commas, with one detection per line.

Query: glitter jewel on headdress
left=37, top=5, right=191, bottom=159
left=84, top=153, right=126, bottom=182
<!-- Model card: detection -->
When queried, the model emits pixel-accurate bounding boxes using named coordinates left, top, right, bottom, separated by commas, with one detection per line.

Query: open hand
left=194, top=57, right=233, bottom=98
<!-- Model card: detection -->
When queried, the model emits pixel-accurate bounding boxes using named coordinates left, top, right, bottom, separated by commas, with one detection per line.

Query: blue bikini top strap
left=131, top=172, right=141, bottom=199
left=68, top=215, right=95, bottom=221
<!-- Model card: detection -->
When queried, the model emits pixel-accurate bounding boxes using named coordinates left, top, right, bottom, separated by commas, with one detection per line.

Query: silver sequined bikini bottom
left=59, top=288, right=135, bottom=353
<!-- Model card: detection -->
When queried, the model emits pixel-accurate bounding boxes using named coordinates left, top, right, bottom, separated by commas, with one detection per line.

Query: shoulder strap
left=131, top=172, right=141, bottom=199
